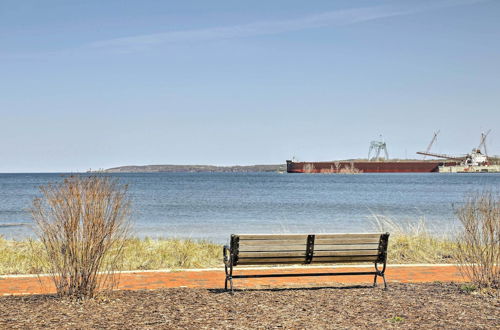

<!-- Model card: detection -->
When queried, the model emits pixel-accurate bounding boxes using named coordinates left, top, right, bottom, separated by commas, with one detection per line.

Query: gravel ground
left=0, top=283, right=498, bottom=329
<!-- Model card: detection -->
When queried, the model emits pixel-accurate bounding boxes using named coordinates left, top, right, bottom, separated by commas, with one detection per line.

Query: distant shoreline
left=92, top=164, right=286, bottom=173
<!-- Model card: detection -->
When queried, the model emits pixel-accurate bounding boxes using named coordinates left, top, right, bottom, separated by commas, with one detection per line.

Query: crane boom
left=416, top=151, right=465, bottom=161
left=422, top=130, right=440, bottom=160
left=477, top=130, right=491, bottom=156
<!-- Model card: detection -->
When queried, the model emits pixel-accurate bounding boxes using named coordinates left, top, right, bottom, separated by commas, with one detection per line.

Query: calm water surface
left=0, top=173, right=499, bottom=243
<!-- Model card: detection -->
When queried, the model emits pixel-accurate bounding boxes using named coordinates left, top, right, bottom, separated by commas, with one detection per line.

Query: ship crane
left=477, top=130, right=491, bottom=156
left=417, top=130, right=492, bottom=166
left=368, top=139, right=389, bottom=161
left=417, top=150, right=489, bottom=166
left=422, top=130, right=440, bottom=160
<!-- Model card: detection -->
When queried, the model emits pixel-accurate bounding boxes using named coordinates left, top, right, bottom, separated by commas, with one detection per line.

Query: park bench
left=223, top=233, right=389, bottom=292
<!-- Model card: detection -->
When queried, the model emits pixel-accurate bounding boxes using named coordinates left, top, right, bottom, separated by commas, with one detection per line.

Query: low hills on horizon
left=98, top=164, right=286, bottom=173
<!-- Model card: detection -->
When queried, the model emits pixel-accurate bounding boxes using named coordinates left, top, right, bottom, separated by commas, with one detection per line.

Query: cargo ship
left=286, top=132, right=498, bottom=173
left=286, top=159, right=456, bottom=173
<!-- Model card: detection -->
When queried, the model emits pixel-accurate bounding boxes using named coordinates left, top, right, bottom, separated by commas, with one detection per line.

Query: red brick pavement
left=0, top=265, right=464, bottom=296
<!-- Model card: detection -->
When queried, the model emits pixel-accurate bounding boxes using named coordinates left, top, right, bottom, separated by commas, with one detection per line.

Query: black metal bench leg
left=224, top=268, right=233, bottom=292
left=223, top=250, right=235, bottom=294
left=223, top=265, right=233, bottom=293
left=374, top=261, right=388, bottom=289
left=223, top=273, right=233, bottom=292
left=223, top=246, right=230, bottom=291
left=224, top=265, right=228, bottom=291
left=229, top=259, right=234, bottom=294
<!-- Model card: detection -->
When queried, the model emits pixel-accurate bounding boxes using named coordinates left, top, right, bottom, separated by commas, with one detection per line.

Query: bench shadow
left=209, top=284, right=379, bottom=294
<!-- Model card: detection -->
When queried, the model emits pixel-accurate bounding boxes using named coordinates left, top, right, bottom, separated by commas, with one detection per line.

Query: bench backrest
left=230, top=233, right=389, bottom=266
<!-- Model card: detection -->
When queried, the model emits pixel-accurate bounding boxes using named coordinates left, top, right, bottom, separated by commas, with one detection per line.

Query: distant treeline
left=100, top=164, right=286, bottom=173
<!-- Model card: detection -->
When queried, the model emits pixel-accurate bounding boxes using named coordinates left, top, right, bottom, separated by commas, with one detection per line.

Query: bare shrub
left=31, top=176, right=130, bottom=299
left=455, top=191, right=500, bottom=291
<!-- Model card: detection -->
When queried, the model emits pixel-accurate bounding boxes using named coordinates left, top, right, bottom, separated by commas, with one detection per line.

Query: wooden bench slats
left=314, top=237, right=381, bottom=244
left=313, top=250, right=379, bottom=257
left=315, top=233, right=382, bottom=239
left=236, top=261, right=310, bottom=265
left=237, top=257, right=307, bottom=264
left=239, top=245, right=308, bottom=252
left=239, top=250, right=379, bottom=258
left=237, top=255, right=379, bottom=265
left=311, top=256, right=379, bottom=262
left=239, top=251, right=307, bottom=258
left=238, top=239, right=307, bottom=246
left=232, top=233, right=385, bottom=263
left=238, top=238, right=380, bottom=246
left=239, top=244, right=379, bottom=252
left=313, top=244, right=379, bottom=251
left=237, top=234, right=309, bottom=240
left=236, top=233, right=383, bottom=240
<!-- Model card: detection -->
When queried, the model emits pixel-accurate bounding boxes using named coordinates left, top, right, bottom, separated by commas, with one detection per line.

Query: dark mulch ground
left=0, top=283, right=498, bottom=329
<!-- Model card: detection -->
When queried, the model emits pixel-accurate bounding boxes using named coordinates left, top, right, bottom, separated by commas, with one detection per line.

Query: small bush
left=31, top=176, right=130, bottom=299
left=387, top=316, right=405, bottom=323
left=459, top=283, right=477, bottom=294
left=455, top=191, right=500, bottom=292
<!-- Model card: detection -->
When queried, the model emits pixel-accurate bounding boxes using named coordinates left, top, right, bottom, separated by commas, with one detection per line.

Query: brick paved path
left=0, top=265, right=464, bottom=296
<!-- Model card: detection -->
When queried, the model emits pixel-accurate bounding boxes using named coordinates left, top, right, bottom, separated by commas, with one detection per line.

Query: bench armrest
left=223, top=245, right=231, bottom=263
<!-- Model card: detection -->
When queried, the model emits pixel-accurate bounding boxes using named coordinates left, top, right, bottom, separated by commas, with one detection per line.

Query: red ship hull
left=286, top=160, right=457, bottom=173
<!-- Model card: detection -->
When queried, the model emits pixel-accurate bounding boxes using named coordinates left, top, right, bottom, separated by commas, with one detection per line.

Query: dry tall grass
left=0, top=237, right=221, bottom=275
left=120, top=238, right=221, bottom=270
left=0, top=237, right=42, bottom=274
left=371, top=215, right=456, bottom=264
left=31, top=176, right=130, bottom=298
left=455, top=191, right=500, bottom=291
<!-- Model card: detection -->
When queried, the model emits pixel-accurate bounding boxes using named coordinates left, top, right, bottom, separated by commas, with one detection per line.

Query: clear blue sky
left=1, top=0, right=499, bottom=172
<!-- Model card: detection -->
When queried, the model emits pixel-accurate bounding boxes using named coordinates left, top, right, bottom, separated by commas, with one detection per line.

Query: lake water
left=0, top=173, right=499, bottom=243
